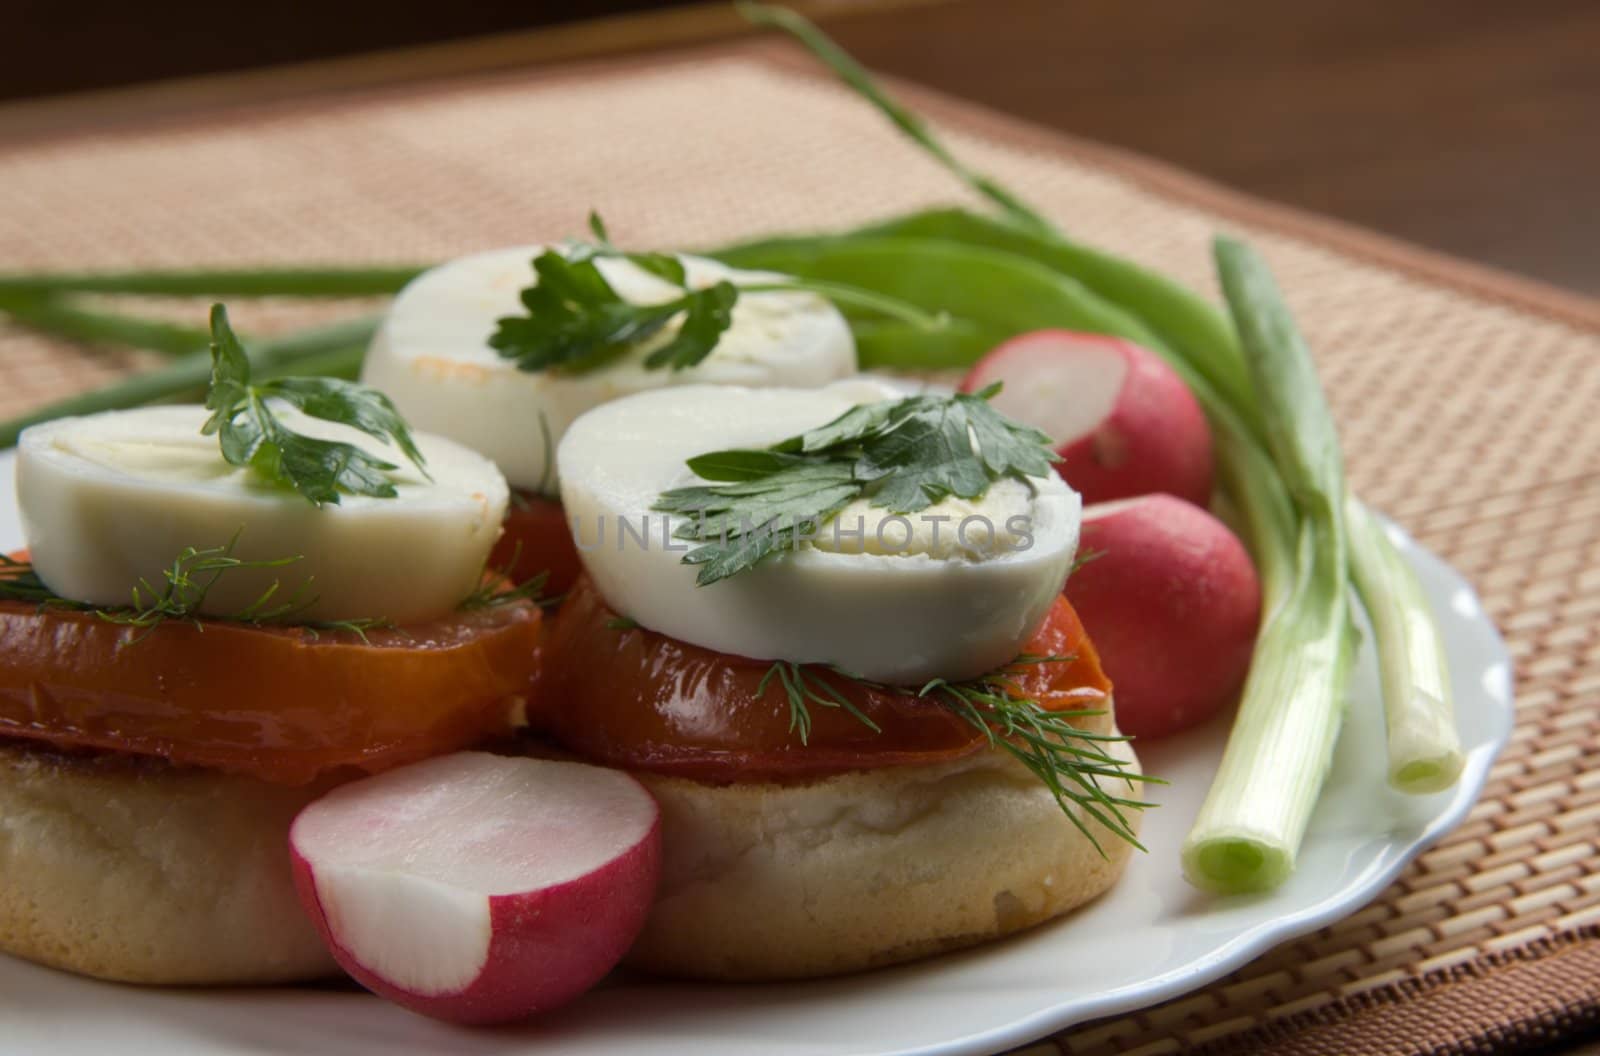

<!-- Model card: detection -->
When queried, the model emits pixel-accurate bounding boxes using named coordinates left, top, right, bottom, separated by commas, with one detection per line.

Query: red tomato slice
left=491, top=490, right=583, bottom=597
left=534, top=576, right=1111, bottom=782
left=0, top=599, right=542, bottom=785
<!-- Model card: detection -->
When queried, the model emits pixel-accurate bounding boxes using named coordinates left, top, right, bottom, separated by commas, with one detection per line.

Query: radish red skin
left=288, top=755, right=661, bottom=1026
left=960, top=331, right=1215, bottom=507
left=1065, top=495, right=1261, bottom=739
left=290, top=827, right=659, bottom=1025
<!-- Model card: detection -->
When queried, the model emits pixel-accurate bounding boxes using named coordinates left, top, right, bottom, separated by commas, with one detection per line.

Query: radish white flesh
left=983, top=339, right=1127, bottom=446
left=961, top=330, right=1214, bottom=507
left=289, top=752, right=660, bottom=1025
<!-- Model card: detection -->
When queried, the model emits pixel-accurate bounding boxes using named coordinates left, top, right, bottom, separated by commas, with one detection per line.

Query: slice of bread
left=626, top=713, right=1140, bottom=980
left=0, top=741, right=339, bottom=984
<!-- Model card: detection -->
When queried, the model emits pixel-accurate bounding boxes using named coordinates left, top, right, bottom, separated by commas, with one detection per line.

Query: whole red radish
left=1066, top=494, right=1260, bottom=738
left=961, top=331, right=1214, bottom=506
left=290, top=752, right=660, bottom=1025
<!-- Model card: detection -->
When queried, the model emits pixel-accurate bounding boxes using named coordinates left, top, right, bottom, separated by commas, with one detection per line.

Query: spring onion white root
left=1347, top=494, right=1463, bottom=794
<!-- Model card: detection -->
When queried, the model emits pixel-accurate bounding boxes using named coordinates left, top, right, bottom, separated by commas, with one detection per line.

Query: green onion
left=0, top=294, right=210, bottom=357
left=1180, top=238, right=1354, bottom=893
left=0, top=316, right=379, bottom=449
left=737, top=3, right=1052, bottom=238
left=249, top=343, right=368, bottom=384
left=1347, top=494, right=1464, bottom=793
left=0, top=266, right=424, bottom=299
left=737, top=278, right=948, bottom=332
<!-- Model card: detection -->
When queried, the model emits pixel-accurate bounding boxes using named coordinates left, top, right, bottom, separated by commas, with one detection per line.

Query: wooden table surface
left=4, top=0, right=1597, bottom=297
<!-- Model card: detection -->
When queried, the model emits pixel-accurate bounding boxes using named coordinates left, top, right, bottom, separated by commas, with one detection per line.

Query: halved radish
left=289, top=751, right=660, bottom=1025
left=1065, top=494, right=1261, bottom=738
left=960, top=331, right=1214, bottom=506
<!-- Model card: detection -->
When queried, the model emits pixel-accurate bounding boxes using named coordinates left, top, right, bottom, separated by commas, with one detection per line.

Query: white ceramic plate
left=0, top=449, right=1512, bottom=1056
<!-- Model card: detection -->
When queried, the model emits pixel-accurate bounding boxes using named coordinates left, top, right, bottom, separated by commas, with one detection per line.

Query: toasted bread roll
left=627, top=717, right=1140, bottom=981
left=0, top=741, right=340, bottom=985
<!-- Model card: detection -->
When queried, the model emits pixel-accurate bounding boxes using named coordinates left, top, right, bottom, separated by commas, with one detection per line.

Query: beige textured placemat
left=2, top=42, right=1597, bottom=1056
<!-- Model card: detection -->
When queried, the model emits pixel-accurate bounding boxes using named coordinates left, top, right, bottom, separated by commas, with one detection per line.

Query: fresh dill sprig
left=488, top=211, right=943, bottom=376
left=1068, top=548, right=1104, bottom=579
left=756, top=660, right=883, bottom=745
left=100, top=538, right=306, bottom=631
left=0, top=552, right=61, bottom=606
left=295, top=615, right=396, bottom=643
left=757, top=652, right=1151, bottom=853
left=458, top=570, right=550, bottom=611
left=0, top=537, right=393, bottom=642
left=457, top=543, right=552, bottom=612
left=918, top=667, right=1151, bottom=853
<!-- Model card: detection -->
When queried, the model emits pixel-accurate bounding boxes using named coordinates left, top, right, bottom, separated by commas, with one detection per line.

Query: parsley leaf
left=642, top=281, right=739, bottom=369
left=488, top=213, right=729, bottom=375
left=587, top=210, right=687, bottom=286
left=488, top=247, right=734, bottom=375
left=201, top=305, right=428, bottom=506
left=488, top=211, right=944, bottom=376
left=652, top=385, right=1058, bottom=585
left=856, top=398, right=993, bottom=511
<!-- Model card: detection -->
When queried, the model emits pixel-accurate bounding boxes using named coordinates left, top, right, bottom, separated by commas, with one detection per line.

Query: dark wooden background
left=5, top=0, right=1598, bottom=294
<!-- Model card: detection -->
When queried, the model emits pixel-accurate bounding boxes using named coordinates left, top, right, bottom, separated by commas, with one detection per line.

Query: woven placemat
left=2, top=41, right=1597, bottom=1056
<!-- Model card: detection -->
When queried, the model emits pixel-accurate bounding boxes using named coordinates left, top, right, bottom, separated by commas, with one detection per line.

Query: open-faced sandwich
left=0, top=6, right=1484, bottom=1039
left=0, top=291, right=1146, bottom=1011
left=0, top=309, right=544, bottom=985
left=540, top=377, right=1144, bottom=980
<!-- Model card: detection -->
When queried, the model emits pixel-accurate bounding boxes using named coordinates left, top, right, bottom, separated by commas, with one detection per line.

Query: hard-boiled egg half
left=558, top=380, right=1082, bottom=685
left=361, top=246, right=858, bottom=496
left=17, top=405, right=506, bottom=625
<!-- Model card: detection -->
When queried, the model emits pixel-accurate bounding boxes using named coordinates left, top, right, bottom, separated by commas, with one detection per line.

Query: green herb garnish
left=488, top=212, right=944, bottom=375
left=757, top=652, right=1150, bottom=853
left=456, top=542, right=553, bottom=612
left=919, top=664, right=1148, bottom=853
left=0, top=538, right=391, bottom=641
left=0, top=552, right=66, bottom=607
left=458, top=570, right=550, bottom=612
left=652, top=383, right=1056, bottom=584
left=1, top=536, right=553, bottom=641
left=202, top=304, right=427, bottom=506
left=757, top=660, right=883, bottom=745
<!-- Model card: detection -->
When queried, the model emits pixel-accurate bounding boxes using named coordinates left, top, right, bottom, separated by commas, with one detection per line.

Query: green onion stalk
left=0, top=317, right=377, bottom=448
left=0, top=293, right=209, bottom=357
left=1347, top=493, right=1463, bottom=793
left=0, top=266, right=423, bottom=299
left=1181, top=239, right=1355, bottom=892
